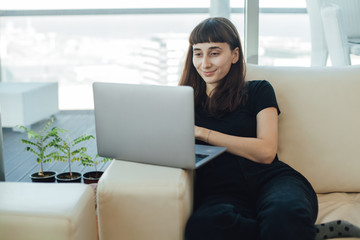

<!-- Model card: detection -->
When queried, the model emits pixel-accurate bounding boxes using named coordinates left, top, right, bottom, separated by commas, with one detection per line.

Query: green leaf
left=73, top=134, right=95, bottom=146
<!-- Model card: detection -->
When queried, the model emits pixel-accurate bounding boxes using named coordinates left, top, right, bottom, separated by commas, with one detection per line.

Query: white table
left=0, top=82, right=59, bottom=129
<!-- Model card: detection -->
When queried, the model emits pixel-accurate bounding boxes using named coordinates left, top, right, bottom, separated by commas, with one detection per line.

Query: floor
left=2, top=110, right=111, bottom=182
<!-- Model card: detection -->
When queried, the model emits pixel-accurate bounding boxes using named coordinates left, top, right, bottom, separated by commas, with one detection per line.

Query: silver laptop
left=93, top=82, right=226, bottom=169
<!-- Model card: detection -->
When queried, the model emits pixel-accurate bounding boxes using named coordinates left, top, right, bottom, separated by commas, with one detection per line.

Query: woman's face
left=192, top=42, right=239, bottom=94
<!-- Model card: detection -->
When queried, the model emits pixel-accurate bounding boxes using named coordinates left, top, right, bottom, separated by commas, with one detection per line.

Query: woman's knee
left=258, top=200, right=316, bottom=240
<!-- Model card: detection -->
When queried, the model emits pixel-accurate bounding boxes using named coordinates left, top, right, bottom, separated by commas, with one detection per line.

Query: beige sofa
left=97, top=64, right=360, bottom=240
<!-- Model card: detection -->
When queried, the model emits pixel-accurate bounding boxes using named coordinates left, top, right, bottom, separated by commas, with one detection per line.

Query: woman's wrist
left=206, top=129, right=212, bottom=143
left=195, top=126, right=213, bottom=143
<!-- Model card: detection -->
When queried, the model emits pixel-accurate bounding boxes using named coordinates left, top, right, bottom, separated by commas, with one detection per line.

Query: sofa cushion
left=316, top=192, right=360, bottom=240
left=245, top=65, right=360, bottom=193
left=0, top=182, right=97, bottom=240
left=317, top=193, right=360, bottom=225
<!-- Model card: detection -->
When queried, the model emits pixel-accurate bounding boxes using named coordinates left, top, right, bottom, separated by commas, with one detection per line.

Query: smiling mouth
left=202, top=70, right=216, bottom=77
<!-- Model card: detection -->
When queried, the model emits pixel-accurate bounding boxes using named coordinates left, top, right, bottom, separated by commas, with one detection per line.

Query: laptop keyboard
left=195, top=154, right=208, bottom=163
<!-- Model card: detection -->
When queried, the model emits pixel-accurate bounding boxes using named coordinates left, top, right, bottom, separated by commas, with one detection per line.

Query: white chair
left=306, top=0, right=360, bottom=66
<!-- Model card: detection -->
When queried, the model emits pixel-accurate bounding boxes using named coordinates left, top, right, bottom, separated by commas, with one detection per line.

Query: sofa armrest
left=97, top=160, right=193, bottom=240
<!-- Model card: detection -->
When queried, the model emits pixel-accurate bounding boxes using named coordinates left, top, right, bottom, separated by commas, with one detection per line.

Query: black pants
left=185, top=159, right=318, bottom=240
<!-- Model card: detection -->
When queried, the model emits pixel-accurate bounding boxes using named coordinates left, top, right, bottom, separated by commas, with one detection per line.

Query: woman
left=179, top=17, right=360, bottom=240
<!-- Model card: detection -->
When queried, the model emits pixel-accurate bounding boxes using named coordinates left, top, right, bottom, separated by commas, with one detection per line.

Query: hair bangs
left=189, top=18, right=239, bottom=50
left=189, top=20, right=226, bottom=45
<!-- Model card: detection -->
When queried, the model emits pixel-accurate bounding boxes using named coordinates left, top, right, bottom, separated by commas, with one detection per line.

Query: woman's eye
left=210, top=52, right=219, bottom=56
left=193, top=52, right=202, bottom=57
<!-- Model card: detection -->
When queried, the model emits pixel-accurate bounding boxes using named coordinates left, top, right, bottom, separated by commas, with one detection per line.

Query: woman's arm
left=195, top=107, right=278, bottom=164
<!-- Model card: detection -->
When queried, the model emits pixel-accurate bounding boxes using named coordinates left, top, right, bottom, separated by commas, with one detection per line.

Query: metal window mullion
left=244, top=0, right=259, bottom=64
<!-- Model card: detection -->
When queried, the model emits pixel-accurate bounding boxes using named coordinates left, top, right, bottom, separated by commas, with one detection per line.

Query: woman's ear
left=232, top=47, right=240, bottom=64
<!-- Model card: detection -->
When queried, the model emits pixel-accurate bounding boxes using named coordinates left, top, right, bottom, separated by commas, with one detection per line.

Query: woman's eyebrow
left=209, top=46, right=222, bottom=50
left=193, top=46, right=222, bottom=51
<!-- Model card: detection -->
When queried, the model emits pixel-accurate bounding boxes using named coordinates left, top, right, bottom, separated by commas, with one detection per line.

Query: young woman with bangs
left=179, top=17, right=360, bottom=240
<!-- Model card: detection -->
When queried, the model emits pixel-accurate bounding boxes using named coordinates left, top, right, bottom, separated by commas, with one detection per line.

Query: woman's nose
left=202, top=56, right=211, bottom=68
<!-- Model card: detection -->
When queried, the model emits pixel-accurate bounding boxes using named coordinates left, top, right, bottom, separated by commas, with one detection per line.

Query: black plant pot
left=82, top=171, right=104, bottom=184
left=30, top=171, right=57, bottom=183
left=56, top=172, right=82, bottom=183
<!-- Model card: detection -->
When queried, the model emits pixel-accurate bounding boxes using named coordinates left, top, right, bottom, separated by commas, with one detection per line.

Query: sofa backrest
left=245, top=64, right=360, bottom=193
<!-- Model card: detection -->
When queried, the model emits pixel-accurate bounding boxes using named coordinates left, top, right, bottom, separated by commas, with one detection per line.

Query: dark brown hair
left=179, top=17, right=247, bottom=117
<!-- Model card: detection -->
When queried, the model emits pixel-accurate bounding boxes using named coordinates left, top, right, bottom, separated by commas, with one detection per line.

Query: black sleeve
left=251, top=80, right=280, bottom=116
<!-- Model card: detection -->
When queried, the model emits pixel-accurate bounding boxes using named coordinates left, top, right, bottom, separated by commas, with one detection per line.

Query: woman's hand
left=194, top=125, right=211, bottom=143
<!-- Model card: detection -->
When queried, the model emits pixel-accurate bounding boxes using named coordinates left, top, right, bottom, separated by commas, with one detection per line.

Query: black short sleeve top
left=195, top=80, right=280, bottom=140
left=194, top=80, right=281, bottom=197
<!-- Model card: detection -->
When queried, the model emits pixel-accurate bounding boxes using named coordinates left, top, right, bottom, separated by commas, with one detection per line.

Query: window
left=258, top=0, right=310, bottom=66
left=4, top=1, right=355, bottom=110
left=1, top=2, right=219, bottom=109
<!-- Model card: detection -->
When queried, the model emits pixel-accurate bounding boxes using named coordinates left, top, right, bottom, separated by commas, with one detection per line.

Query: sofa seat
left=317, top=193, right=360, bottom=224
left=317, top=193, right=360, bottom=240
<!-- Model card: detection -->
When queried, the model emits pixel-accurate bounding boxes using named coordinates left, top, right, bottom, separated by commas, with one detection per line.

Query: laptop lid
left=93, top=82, right=226, bottom=169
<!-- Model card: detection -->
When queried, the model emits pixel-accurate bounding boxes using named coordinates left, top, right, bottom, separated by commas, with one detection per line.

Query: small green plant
left=52, top=133, right=95, bottom=177
left=81, top=154, right=112, bottom=173
left=19, top=118, right=65, bottom=176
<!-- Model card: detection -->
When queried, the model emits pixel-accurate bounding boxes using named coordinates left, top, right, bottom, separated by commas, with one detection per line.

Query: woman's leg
left=255, top=174, right=318, bottom=240
left=185, top=197, right=260, bottom=240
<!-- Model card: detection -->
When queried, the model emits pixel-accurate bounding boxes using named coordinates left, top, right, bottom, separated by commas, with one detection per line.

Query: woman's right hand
left=194, top=125, right=211, bottom=143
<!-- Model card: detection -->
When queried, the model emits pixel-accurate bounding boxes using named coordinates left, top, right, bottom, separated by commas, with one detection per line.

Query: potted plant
left=81, top=154, right=112, bottom=184
left=53, top=133, right=95, bottom=183
left=18, top=118, right=64, bottom=183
